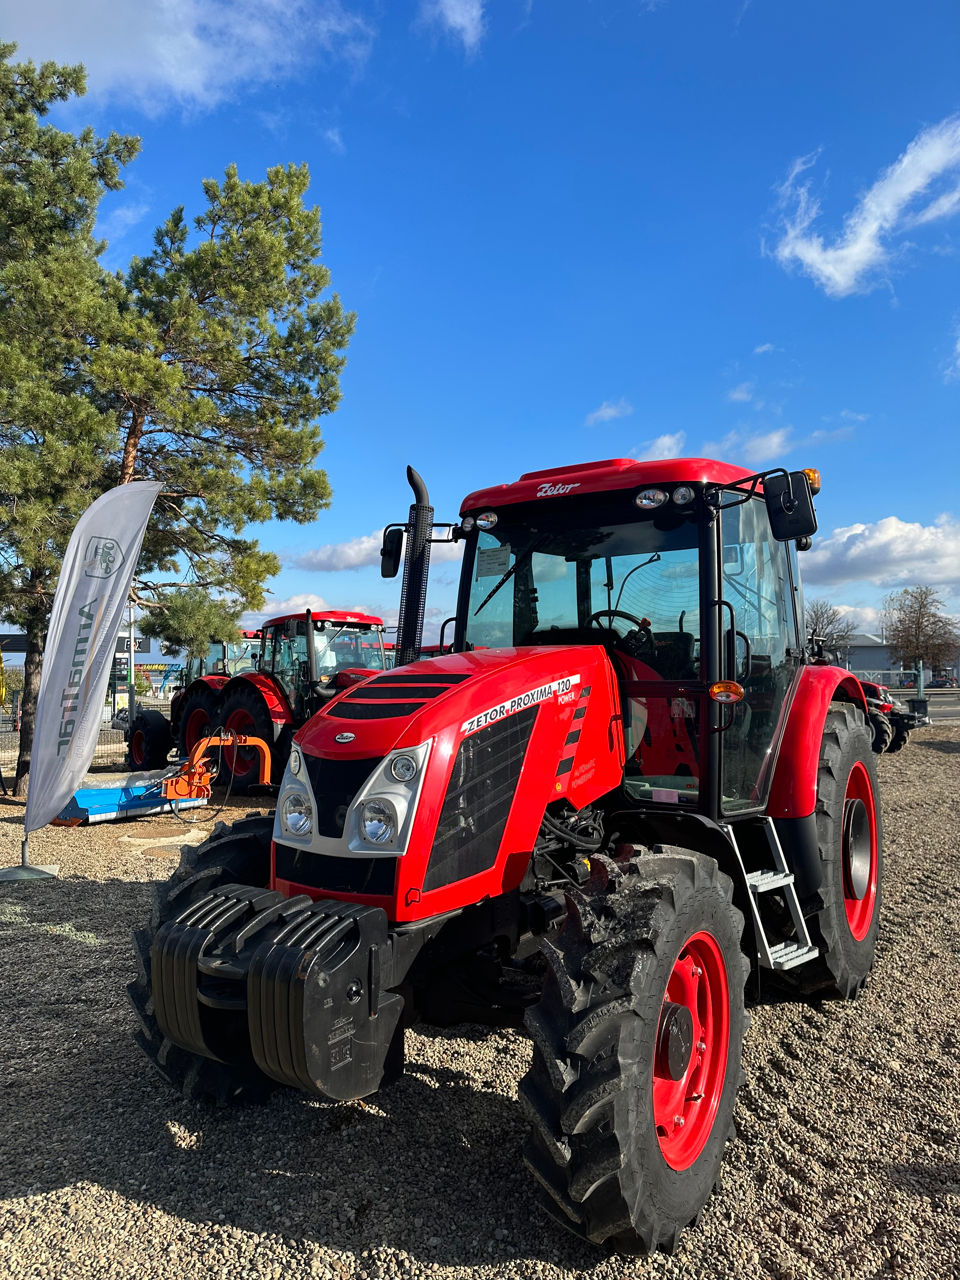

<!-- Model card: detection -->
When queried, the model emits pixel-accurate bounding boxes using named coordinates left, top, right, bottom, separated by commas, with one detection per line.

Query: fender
left=221, top=672, right=295, bottom=724
left=767, top=665, right=867, bottom=818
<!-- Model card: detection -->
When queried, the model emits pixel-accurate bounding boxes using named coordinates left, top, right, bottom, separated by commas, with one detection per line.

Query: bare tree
left=882, top=586, right=960, bottom=674
left=804, top=598, right=856, bottom=651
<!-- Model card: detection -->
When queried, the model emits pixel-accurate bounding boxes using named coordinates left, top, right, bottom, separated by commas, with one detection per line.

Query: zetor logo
left=83, top=535, right=125, bottom=579
left=536, top=481, right=580, bottom=498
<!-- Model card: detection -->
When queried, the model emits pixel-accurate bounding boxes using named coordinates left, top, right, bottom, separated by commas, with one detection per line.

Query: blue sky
left=7, top=0, right=960, bottom=639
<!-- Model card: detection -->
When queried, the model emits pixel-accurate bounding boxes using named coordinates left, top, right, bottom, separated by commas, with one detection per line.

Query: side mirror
left=764, top=471, right=818, bottom=542
left=381, top=527, right=404, bottom=578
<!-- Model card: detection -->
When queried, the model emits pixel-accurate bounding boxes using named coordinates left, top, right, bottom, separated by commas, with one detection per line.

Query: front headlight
left=280, top=791, right=313, bottom=838
left=361, top=798, right=397, bottom=845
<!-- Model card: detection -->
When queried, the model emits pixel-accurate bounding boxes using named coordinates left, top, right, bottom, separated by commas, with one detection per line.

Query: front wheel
left=520, top=849, right=748, bottom=1255
left=127, top=813, right=278, bottom=1105
left=128, top=710, right=173, bottom=770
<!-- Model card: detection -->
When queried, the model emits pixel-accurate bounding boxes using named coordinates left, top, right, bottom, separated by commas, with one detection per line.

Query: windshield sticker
left=461, top=676, right=581, bottom=735
left=476, top=544, right=511, bottom=578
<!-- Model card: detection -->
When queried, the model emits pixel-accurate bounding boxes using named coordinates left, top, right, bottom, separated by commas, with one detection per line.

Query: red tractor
left=130, top=459, right=882, bottom=1254
left=171, top=611, right=389, bottom=787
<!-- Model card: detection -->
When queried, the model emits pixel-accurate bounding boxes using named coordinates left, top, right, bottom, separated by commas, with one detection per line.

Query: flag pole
left=0, top=833, right=59, bottom=882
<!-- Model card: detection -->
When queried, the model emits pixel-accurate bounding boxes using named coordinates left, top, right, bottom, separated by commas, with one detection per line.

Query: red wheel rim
left=842, top=762, right=878, bottom=941
left=130, top=729, right=146, bottom=767
left=224, top=707, right=258, bottom=779
left=652, top=931, right=729, bottom=1171
left=184, top=706, right=211, bottom=752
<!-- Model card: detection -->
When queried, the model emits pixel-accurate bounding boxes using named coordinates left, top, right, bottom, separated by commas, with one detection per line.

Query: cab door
left=719, top=497, right=801, bottom=812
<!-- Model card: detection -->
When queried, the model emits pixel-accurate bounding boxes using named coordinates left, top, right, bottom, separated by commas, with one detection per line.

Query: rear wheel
left=219, top=684, right=278, bottom=789
left=127, top=813, right=278, bottom=1105
left=805, top=702, right=883, bottom=998
left=176, top=684, right=221, bottom=758
left=127, top=710, right=173, bottom=770
left=886, top=720, right=909, bottom=753
left=520, top=850, right=747, bottom=1255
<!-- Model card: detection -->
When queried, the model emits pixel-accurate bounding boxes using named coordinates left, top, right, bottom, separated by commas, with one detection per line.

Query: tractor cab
left=182, top=633, right=261, bottom=685
left=455, top=458, right=818, bottom=820
left=258, top=611, right=388, bottom=719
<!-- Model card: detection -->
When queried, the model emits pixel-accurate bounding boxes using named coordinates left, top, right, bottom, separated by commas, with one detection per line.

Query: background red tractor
left=171, top=610, right=389, bottom=786
left=131, top=459, right=883, bottom=1255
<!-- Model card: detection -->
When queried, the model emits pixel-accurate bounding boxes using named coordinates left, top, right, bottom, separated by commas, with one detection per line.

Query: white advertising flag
left=23, top=482, right=162, bottom=835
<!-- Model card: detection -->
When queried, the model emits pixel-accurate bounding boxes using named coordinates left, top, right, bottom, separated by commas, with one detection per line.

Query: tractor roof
left=263, top=610, right=384, bottom=628
left=461, top=457, right=754, bottom=513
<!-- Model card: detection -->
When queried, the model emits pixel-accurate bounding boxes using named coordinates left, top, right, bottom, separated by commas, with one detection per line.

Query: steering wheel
left=587, top=609, right=655, bottom=659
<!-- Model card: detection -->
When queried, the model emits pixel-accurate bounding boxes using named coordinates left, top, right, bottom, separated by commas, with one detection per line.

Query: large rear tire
left=127, top=710, right=173, bottom=770
left=869, top=710, right=893, bottom=755
left=219, top=684, right=280, bottom=790
left=127, top=813, right=278, bottom=1105
left=520, top=850, right=747, bottom=1255
left=805, top=702, right=883, bottom=998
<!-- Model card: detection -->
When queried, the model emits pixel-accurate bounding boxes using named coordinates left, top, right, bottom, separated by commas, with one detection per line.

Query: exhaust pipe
left=395, top=466, right=433, bottom=668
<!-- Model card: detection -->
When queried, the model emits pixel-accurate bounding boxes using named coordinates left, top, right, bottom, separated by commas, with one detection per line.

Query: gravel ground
left=1, top=728, right=958, bottom=1280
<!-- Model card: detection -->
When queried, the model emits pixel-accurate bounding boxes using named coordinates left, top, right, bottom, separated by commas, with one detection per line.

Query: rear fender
left=221, top=673, right=294, bottom=725
left=767, top=666, right=868, bottom=818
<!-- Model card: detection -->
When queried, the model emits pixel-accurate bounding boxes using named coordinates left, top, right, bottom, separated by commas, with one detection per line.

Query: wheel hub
left=657, top=1002, right=694, bottom=1081
left=843, top=796, right=871, bottom=901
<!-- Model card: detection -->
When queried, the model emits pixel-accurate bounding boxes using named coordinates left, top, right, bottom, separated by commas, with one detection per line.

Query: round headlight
left=390, top=754, right=418, bottom=782
left=635, top=488, right=668, bottom=509
left=289, top=748, right=302, bottom=777
left=476, top=512, right=498, bottom=531
left=672, top=485, right=695, bottom=505
left=280, top=791, right=313, bottom=837
left=361, top=799, right=397, bottom=845
left=460, top=515, right=476, bottom=532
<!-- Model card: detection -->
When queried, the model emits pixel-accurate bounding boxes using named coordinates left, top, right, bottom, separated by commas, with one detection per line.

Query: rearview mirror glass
left=764, top=472, right=818, bottom=542
left=381, top=527, right=404, bottom=578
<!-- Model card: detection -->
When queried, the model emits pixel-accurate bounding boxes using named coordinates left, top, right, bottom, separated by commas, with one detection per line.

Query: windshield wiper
left=474, top=535, right=548, bottom=616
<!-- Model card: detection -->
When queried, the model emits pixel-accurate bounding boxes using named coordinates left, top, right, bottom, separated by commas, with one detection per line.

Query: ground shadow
left=0, top=874, right=617, bottom=1274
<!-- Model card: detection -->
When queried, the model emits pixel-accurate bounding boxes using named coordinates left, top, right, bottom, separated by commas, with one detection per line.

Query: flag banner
left=23, top=482, right=162, bottom=834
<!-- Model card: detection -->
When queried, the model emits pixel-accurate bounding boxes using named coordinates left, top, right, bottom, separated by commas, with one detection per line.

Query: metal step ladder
left=725, top=821, right=818, bottom=971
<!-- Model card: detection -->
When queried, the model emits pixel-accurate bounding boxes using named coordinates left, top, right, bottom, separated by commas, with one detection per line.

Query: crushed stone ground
left=1, top=728, right=958, bottom=1279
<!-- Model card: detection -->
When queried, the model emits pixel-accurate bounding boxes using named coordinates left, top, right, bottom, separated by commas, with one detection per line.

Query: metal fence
left=850, top=670, right=920, bottom=689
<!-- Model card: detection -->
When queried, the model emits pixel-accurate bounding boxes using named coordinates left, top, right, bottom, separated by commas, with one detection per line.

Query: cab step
left=767, top=941, right=819, bottom=970
left=746, top=869, right=795, bottom=893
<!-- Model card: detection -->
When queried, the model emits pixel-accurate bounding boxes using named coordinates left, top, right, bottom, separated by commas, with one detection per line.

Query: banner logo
left=84, top=536, right=125, bottom=579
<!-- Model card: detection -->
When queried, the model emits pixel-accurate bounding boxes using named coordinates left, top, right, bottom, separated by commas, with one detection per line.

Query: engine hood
left=295, top=645, right=602, bottom=760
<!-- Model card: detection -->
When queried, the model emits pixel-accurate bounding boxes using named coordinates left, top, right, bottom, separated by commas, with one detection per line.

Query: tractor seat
left=651, top=631, right=697, bottom=679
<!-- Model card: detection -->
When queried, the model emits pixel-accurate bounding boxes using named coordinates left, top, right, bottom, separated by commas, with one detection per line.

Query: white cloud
left=945, top=326, right=960, bottom=382
left=803, top=514, right=960, bottom=591
left=704, top=427, right=795, bottom=466
left=839, top=409, right=869, bottom=422
left=633, top=431, right=686, bottom=460
left=585, top=397, right=633, bottom=426
left=834, top=603, right=882, bottom=632
left=323, top=127, right=346, bottom=155
left=727, top=382, right=754, bottom=403
left=96, top=201, right=150, bottom=244
left=773, top=116, right=960, bottom=296
left=4, top=1, right=375, bottom=114
left=241, top=592, right=332, bottom=628
left=419, top=0, right=485, bottom=50
left=753, top=342, right=776, bottom=355
left=292, top=529, right=463, bottom=572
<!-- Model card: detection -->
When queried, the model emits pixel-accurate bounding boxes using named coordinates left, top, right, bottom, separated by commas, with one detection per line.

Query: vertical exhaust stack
left=395, top=466, right=433, bottom=668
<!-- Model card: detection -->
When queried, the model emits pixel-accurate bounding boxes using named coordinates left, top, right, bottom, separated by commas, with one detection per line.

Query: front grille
left=304, top=754, right=383, bottom=838
left=325, top=671, right=469, bottom=721
left=274, top=843, right=397, bottom=897
left=424, top=706, right=538, bottom=892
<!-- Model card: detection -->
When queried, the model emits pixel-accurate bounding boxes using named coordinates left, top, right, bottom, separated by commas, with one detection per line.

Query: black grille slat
left=424, top=706, right=538, bottom=892
left=326, top=701, right=426, bottom=720
left=274, top=844, right=397, bottom=896
left=373, top=673, right=470, bottom=686
left=341, top=684, right=455, bottom=701
left=304, top=755, right=383, bottom=837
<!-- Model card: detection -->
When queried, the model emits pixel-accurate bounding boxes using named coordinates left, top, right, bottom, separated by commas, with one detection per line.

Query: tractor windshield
left=462, top=493, right=702, bottom=681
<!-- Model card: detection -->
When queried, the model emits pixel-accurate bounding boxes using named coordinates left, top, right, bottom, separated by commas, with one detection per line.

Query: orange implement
left=162, top=733, right=271, bottom=801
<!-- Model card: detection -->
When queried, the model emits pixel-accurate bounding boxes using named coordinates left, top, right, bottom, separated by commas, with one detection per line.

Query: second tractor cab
left=173, top=610, right=388, bottom=787
left=131, top=457, right=882, bottom=1256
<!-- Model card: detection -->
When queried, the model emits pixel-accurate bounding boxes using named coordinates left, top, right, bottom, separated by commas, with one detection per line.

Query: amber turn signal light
left=801, top=467, right=821, bottom=495
left=709, top=681, right=745, bottom=704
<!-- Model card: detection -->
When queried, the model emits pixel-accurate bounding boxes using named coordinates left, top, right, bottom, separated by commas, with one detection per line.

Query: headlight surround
left=361, top=798, right=397, bottom=845
left=280, top=790, right=313, bottom=838
left=289, top=747, right=303, bottom=777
